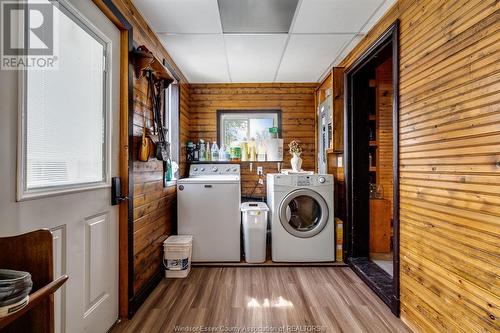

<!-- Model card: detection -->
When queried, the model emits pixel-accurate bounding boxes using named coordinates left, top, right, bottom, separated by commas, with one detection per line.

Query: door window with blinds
left=18, top=3, right=109, bottom=199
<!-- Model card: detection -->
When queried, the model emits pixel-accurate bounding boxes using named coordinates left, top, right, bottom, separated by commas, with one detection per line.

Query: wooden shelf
left=368, top=114, right=376, bottom=120
left=326, top=148, right=344, bottom=154
left=132, top=48, right=173, bottom=82
left=369, top=141, right=378, bottom=147
left=189, top=160, right=283, bottom=164
left=0, top=275, right=68, bottom=330
left=369, top=167, right=377, bottom=172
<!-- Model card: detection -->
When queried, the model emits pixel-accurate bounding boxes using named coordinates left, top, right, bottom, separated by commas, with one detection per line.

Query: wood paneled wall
left=338, top=0, right=500, bottom=331
left=376, top=57, right=394, bottom=214
left=106, top=0, right=189, bottom=308
left=188, top=83, right=318, bottom=197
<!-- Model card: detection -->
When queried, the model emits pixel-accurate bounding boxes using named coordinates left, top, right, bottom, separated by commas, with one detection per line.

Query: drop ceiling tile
left=276, top=34, right=353, bottom=82
left=225, top=35, right=287, bottom=82
left=160, top=35, right=230, bottom=83
left=331, top=34, right=365, bottom=67
left=361, top=0, right=397, bottom=33
left=133, top=0, right=222, bottom=33
left=292, top=0, right=385, bottom=33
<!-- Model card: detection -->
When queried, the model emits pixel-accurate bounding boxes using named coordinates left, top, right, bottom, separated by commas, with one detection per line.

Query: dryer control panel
left=296, top=176, right=312, bottom=186
left=271, top=174, right=333, bottom=187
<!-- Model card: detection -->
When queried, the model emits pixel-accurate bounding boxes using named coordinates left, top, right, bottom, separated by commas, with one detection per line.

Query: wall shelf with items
left=131, top=46, right=175, bottom=82
left=188, top=161, right=283, bottom=164
left=316, top=67, right=346, bottom=225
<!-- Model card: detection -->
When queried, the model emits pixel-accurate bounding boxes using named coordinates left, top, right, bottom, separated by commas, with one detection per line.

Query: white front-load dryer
left=267, top=173, right=335, bottom=262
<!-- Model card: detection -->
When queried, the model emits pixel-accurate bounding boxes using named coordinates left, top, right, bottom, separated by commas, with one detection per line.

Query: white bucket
left=163, top=235, right=193, bottom=278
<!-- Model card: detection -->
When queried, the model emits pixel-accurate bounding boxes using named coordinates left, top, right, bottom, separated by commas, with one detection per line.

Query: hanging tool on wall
left=138, top=70, right=153, bottom=162
left=133, top=45, right=173, bottom=163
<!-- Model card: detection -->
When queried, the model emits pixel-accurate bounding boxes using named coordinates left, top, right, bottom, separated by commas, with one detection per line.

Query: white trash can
left=163, top=235, right=193, bottom=278
left=241, top=202, right=269, bottom=263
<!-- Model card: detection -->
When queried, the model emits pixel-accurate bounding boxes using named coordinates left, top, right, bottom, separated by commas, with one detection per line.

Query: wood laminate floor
left=112, top=267, right=411, bottom=333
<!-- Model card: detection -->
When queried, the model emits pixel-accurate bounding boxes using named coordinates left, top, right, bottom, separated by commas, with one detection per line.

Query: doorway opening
left=344, top=21, right=400, bottom=315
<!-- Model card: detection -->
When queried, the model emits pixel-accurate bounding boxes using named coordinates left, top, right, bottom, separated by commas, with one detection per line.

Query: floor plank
left=112, top=267, right=411, bottom=333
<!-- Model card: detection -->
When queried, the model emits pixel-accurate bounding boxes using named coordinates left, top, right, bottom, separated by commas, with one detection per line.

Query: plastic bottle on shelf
left=257, top=141, right=266, bottom=161
left=211, top=142, right=219, bottom=161
left=248, top=138, right=256, bottom=161
left=219, top=144, right=226, bottom=161
left=199, top=140, right=206, bottom=161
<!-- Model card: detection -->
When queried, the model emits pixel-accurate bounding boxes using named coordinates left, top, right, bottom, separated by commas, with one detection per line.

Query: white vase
left=291, top=153, right=302, bottom=172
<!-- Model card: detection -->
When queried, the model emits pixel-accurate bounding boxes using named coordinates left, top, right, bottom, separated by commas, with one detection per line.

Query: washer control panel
left=189, top=164, right=240, bottom=177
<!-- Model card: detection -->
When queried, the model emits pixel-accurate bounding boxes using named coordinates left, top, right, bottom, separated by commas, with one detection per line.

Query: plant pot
left=291, top=153, right=302, bottom=172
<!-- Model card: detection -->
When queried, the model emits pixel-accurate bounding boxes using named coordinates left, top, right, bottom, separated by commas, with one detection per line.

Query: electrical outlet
left=258, top=179, right=264, bottom=185
left=256, top=166, right=263, bottom=175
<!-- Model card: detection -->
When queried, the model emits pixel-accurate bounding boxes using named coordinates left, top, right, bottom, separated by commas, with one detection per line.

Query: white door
left=0, top=0, right=120, bottom=332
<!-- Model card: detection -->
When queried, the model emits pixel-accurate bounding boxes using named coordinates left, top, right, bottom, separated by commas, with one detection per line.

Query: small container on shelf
left=230, top=143, right=241, bottom=162
left=186, top=141, right=195, bottom=162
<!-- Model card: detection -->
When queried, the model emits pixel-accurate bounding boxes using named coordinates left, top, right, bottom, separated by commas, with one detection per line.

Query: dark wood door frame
left=344, top=20, right=400, bottom=315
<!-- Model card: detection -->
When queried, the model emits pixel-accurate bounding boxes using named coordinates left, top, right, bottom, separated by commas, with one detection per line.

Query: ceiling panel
left=225, top=35, right=287, bottom=82
left=292, top=0, right=385, bottom=33
left=332, top=34, right=365, bottom=67
left=276, top=34, right=353, bottom=82
left=361, top=0, right=397, bottom=33
left=138, top=0, right=396, bottom=82
left=160, top=35, right=230, bottom=82
left=134, top=0, right=222, bottom=33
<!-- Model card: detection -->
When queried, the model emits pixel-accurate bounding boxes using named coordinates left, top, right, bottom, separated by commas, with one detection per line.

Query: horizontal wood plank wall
left=376, top=57, right=394, bottom=215
left=189, top=83, right=318, bottom=197
left=339, top=0, right=500, bottom=331
left=109, top=0, right=189, bottom=301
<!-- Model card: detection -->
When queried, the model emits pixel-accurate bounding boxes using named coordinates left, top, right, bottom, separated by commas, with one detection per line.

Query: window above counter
left=217, top=110, right=282, bottom=148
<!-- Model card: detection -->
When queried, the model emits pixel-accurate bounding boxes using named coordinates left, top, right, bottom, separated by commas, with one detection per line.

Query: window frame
left=17, top=0, right=112, bottom=201
left=163, top=82, right=180, bottom=186
left=216, top=110, right=282, bottom=148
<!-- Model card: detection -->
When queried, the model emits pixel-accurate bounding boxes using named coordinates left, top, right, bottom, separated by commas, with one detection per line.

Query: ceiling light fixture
left=218, top=0, right=299, bottom=34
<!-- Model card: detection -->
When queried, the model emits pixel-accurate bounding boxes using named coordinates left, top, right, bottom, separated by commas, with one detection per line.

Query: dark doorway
left=344, top=20, right=400, bottom=315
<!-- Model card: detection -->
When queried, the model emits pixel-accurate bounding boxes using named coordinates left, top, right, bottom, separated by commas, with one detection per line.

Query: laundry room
left=1, top=0, right=498, bottom=332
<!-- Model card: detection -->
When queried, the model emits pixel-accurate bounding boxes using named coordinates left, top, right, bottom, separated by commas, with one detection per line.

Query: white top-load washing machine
left=178, top=164, right=241, bottom=262
left=267, top=173, right=335, bottom=262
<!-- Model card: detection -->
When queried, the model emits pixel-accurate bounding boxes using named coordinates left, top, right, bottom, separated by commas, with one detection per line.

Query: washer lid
left=278, top=188, right=329, bottom=238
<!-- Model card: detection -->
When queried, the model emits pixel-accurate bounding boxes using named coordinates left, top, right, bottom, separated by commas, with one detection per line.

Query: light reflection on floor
left=246, top=296, right=294, bottom=308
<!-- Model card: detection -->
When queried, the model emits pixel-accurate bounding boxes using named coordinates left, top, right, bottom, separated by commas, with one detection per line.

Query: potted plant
left=288, top=140, right=303, bottom=172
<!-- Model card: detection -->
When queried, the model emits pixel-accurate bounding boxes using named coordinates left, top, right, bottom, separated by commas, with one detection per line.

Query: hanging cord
left=248, top=171, right=265, bottom=201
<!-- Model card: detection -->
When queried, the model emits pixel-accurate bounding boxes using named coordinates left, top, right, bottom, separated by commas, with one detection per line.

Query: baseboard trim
left=128, top=269, right=163, bottom=318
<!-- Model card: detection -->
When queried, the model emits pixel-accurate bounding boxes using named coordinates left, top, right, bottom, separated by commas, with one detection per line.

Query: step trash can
left=163, top=235, right=193, bottom=278
left=241, top=202, right=269, bottom=263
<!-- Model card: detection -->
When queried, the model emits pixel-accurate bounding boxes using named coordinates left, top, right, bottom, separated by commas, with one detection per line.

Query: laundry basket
left=163, top=235, right=193, bottom=278
left=241, top=202, right=269, bottom=263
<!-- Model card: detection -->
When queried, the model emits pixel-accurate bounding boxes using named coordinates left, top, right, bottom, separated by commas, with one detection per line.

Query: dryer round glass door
left=279, top=189, right=329, bottom=238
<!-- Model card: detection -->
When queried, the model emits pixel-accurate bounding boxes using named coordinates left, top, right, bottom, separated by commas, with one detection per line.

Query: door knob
left=111, top=177, right=129, bottom=205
